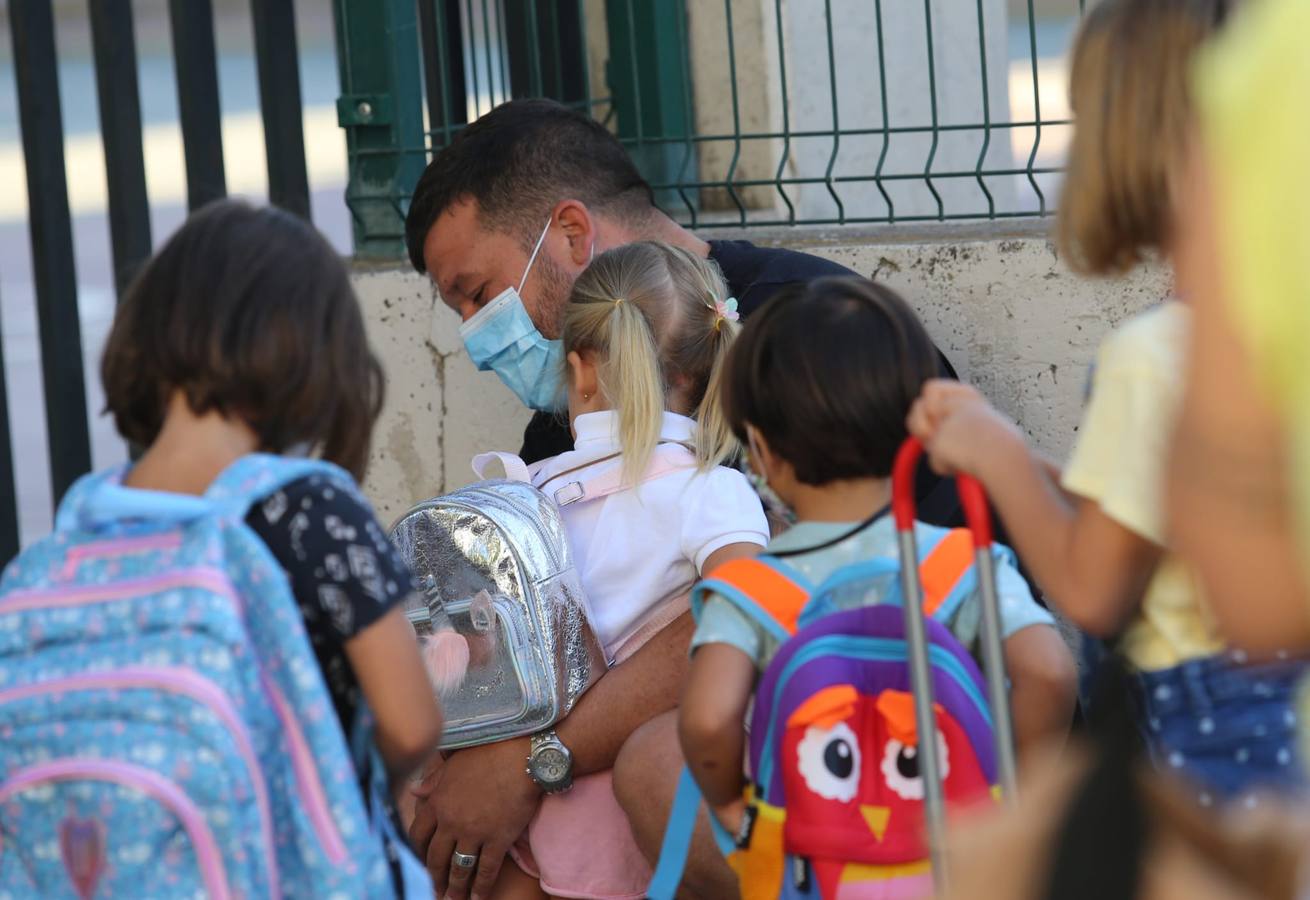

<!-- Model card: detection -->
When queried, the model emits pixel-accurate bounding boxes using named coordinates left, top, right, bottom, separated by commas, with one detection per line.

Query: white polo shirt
left=533, top=411, right=769, bottom=657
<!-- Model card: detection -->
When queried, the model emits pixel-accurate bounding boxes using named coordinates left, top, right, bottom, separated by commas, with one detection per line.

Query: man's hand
left=405, top=612, right=693, bottom=898
left=907, top=379, right=1023, bottom=479
left=408, top=737, right=540, bottom=900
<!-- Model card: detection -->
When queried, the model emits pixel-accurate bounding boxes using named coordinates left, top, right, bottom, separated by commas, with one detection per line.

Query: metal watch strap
left=529, top=730, right=558, bottom=754
left=526, top=730, right=572, bottom=793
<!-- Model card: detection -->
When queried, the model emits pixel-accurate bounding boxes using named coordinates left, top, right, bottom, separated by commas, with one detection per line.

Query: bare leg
left=613, top=711, right=739, bottom=900
left=491, top=858, right=549, bottom=900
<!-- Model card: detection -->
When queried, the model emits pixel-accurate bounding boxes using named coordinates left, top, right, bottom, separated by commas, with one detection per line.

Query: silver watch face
left=532, top=746, right=570, bottom=784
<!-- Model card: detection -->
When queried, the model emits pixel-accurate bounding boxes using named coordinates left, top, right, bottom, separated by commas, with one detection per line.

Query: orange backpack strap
left=918, top=528, right=977, bottom=619
left=690, top=557, right=813, bottom=642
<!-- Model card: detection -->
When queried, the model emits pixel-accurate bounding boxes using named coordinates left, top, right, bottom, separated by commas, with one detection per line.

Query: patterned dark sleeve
left=246, top=475, right=418, bottom=645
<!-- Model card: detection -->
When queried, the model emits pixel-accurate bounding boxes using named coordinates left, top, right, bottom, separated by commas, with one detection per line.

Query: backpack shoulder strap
left=691, top=556, right=813, bottom=642
left=204, top=453, right=358, bottom=521
left=648, top=766, right=739, bottom=900
left=648, top=767, right=716, bottom=900
left=538, top=442, right=697, bottom=508
left=52, top=467, right=129, bottom=532
left=917, top=526, right=978, bottom=622
left=55, top=465, right=221, bottom=534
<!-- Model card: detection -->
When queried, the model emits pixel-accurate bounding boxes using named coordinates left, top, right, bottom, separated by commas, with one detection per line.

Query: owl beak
left=860, top=805, right=891, bottom=841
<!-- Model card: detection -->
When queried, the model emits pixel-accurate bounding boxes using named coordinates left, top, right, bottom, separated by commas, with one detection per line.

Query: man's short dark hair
left=404, top=99, right=655, bottom=272
left=101, top=200, right=384, bottom=480
left=722, top=277, right=942, bottom=485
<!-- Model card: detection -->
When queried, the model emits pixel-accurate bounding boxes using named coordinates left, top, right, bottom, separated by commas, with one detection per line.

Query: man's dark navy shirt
left=518, top=239, right=966, bottom=530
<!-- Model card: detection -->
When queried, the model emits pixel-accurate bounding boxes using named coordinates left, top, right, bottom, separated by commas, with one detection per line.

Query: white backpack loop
left=470, top=452, right=533, bottom=484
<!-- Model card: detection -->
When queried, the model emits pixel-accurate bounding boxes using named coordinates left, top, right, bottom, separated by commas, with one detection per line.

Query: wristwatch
left=526, top=730, right=573, bottom=793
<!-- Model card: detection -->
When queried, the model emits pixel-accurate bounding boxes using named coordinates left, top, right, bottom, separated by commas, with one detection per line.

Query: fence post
left=251, top=0, right=312, bottom=219
left=169, top=0, right=227, bottom=211
left=502, top=0, right=589, bottom=107
left=0, top=285, right=17, bottom=563
left=416, top=0, right=467, bottom=154
left=332, top=0, right=425, bottom=259
left=89, top=0, right=153, bottom=296
left=604, top=0, right=696, bottom=212
left=10, top=0, right=93, bottom=508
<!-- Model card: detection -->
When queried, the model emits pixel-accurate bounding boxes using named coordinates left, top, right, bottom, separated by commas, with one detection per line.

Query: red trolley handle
left=892, top=437, right=993, bottom=548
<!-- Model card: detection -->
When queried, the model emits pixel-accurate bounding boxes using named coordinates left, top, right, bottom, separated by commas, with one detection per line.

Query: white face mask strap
left=518, top=216, right=554, bottom=294
left=746, top=427, right=765, bottom=475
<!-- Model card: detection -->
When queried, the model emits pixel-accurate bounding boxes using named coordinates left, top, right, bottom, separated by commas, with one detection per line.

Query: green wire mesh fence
left=333, top=0, right=1086, bottom=258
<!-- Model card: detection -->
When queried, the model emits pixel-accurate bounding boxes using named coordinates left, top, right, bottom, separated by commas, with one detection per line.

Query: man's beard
left=531, top=249, right=576, bottom=341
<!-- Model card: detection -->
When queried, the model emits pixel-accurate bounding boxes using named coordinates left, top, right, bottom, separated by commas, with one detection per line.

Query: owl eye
left=797, top=721, right=862, bottom=802
left=881, top=731, right=950, bottom=801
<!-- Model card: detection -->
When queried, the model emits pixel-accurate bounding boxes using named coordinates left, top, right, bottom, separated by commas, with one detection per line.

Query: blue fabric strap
left=62, top=453, right=352, bottom=532
left=648, top=766, right=705, bottom=900
left=352, top=703, right=434, bottom=899
left=708, top=802, right=738, bottom=857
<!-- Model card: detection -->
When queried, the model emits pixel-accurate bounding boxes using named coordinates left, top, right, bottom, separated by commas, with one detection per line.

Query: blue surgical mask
left=459, top=218, right=566, bottom=412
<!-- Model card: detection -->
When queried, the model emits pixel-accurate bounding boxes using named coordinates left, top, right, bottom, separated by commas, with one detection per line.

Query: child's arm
left=678, top=473, right=769, bottom=805
left=346, top=605, right=444, bottom=781
left=908, top=380, right=1162, bottom=636
left=701, top=541, right=763, bottom=578
left=1003, top=624, right=1078, bottom=759
left=680, top=641, right=755, bottom=807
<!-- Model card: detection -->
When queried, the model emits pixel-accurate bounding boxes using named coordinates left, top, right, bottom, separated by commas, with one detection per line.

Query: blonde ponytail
left=694, top=317, right=740, bottom=470
left=606, top=299, right=664, bottom=481
left=562, top=241, right=742, bottom=480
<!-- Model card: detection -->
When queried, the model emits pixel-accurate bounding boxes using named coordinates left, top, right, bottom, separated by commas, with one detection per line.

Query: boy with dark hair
left=681, top=277, right=1075, bottom=817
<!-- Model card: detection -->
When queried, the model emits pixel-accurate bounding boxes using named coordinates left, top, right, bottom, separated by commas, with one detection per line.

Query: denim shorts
left=1136, top=652, right=1307, bottom=808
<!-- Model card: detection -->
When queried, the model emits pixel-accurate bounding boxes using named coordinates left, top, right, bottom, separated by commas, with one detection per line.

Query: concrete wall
left=356, top=220, right=1169, bottom=522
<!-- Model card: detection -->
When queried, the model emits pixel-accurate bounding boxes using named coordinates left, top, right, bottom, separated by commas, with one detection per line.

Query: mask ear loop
left=518, top=217, right=554, bottom=293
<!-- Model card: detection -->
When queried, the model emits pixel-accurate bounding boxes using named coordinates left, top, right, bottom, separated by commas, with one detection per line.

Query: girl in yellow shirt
left=906, top=0, right=1304, bottom=808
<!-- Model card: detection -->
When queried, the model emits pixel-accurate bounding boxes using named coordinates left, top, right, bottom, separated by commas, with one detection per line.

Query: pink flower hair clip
left=713, top=296, right=740, bottom=331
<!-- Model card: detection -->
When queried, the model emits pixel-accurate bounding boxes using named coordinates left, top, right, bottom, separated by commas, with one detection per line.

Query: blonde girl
left=907, top=0, right=1305, bottom=811
left=496, top=241, right=769, bottom=900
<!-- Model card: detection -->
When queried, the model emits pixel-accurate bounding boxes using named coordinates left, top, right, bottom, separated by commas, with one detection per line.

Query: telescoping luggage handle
left=892, top=437, right=1019, bottom=887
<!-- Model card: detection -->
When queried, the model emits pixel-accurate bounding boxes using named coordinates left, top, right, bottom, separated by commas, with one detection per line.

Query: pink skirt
left=509, top=594, right=689, bottom=899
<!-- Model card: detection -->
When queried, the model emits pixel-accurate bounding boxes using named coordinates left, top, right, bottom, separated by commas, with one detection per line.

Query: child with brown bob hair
left=100, top=200, right=442, bottom=892
left=907, top=0, right=1305, bottom=809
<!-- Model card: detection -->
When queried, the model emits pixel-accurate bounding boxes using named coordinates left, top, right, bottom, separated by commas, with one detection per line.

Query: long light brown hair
left=1058, top=0, right=1234, bottom=275
left=562, top=241, right=739, bottom=480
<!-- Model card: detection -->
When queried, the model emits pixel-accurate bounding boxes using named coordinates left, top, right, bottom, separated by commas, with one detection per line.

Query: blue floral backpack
left=0, top=454, right=429, bottom=899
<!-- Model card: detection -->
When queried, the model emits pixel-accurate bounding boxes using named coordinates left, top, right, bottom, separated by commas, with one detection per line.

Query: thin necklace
left=772, top=503, right=891, bottom=558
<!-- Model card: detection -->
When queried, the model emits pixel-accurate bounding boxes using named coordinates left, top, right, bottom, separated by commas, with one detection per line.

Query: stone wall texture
left=356, top=220, right=1169, bottom=521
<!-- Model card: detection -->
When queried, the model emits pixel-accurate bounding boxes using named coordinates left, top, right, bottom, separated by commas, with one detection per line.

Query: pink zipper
left=263, top=678, right=350, bottom=864
left=0, top=567, right=241, bottom=615
left=0, top=758, right=232, bottom=899
left=59, top=533, right=183, bottom=579
left=0, top=666, right=280, bottom=896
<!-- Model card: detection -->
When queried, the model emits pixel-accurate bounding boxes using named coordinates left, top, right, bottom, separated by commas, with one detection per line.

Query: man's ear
left=554, top=200, right=597, bottom=268
left=567, top=349, right=599, bottom=399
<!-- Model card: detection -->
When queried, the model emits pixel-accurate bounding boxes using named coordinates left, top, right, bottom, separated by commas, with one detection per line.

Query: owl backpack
left=0, top=454, right=428, bottom=899
left=650, top=439, right=1019, bottom=899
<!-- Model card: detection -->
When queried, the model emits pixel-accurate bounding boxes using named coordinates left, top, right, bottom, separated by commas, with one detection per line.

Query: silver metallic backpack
left=388, top=447, right=697, bottom=749
left=389, top=464, right=604, bottom=749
